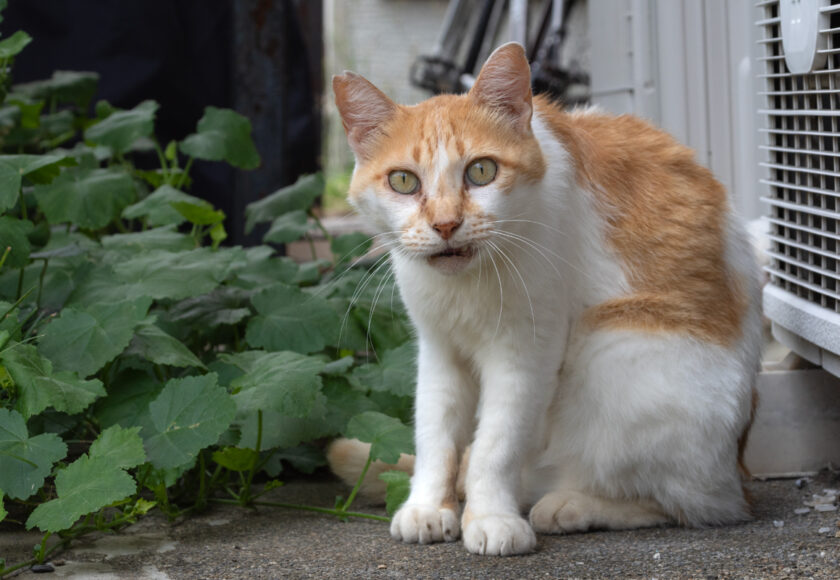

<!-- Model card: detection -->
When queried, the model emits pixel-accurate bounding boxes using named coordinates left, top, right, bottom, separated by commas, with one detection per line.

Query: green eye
left=466, top=158, right=497, bottom=186
left=388, top=170, right=420, bottom=194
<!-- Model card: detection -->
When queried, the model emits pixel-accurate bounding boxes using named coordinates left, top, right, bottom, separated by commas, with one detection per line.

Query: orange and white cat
left=329, top=43, right=761, bottom=556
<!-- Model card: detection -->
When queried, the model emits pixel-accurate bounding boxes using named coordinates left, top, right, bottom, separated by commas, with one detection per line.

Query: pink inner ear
left=333, top=72, right=397, bottom=158
left=469, top=43, right=533, bottom=132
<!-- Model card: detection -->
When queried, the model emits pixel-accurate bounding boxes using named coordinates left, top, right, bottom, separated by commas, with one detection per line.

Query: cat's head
left=334, top=43, right=546, bottom=275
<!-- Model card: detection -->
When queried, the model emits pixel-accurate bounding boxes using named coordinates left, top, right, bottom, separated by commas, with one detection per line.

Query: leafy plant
left=0, top=11, right=413, bottom=577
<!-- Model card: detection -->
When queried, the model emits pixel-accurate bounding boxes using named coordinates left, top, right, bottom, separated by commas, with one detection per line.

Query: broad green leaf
left=350, top=342, right=417, bottom=397
left=94, top=370, right=162, bottom=430
left=229, top=247, right=300, bottom=290
left=0, top=408, right=67, bottom=500
left=237, top=403, right=334, bottom=450
left=0, top=489, right=6, bottom=523
left=224, top=350, right=325, bottom=417
left=84, top=100, right=158, bottom=154
left=88, top=425, right=146, bottom=469
left=101, top=226, right=194, bottom=254
left=209, top=222, right=227, bottom=249
left=245, top=173, right=324, bottom=233
left=167, top=287, right=251, bottom=328
left=212, top=446, right=257, bottom=471
left=263, top=445, right=326, bottom=476
left=179, top=107, right=260, bottom=169
left=125, top=318, right=205, bottom=369
left=121, top=185, right=208, bottom=227
left=172, top=201, right=225, bottom=226
left=1, top=343, right=105, bottom=418
left=322, top=356, right=354, bottom=376
left=263, top=210, right=311, bottom=244
left=0, top=30, right=32, bottom=58
left=14, top=71, right=99, bottom=108
left=344, top=411, right=414, bottom=464
left=34, top=167, right=135, bottom=229
left=144, top=374, right=236, bottom=469
left=245, top=284, right=341, bottom=354
left=38, top=298, right=151, bottom=377
left=331, top=232, right=373, bottom=264
left=8, top=98, right=45, bottom=129
left=0, top=217, right=33, bottom=268
left=380, top=470, right=411, bottom=516
left=111, top=248, right=243, bottom=301
left=26, top=454, right=136, bottom=532
left=322, top=375, right=378, bottom=434
left=0, top=153, right=73, bottom=212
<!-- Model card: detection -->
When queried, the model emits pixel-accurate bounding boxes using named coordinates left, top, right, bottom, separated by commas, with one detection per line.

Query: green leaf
left=111, top=248, right=243, bottom=301
left=0, top=408, right=67, bottom=500
left=100, top=226, right=194, bottom=254
left=167, top=287, right=251, bottom=329
left=344, top=411, right=414, bottom=465
left=26, top=454, right=136, bottom=532
left=350, top=342, right=417, bottom=397
left=171, top=201, right=225, bottom=226
left=38, top=298, right=151, bottom=377
left=14, top=71, right=99, bottom=108
left=212, top=446, right=258, bottom=472
left=263, top=210, right=311, bottom=244
left=245, top=284, right=341, bottom=354
left=0, top=489, right=7, bottom=524
left=379, top=470, right=411, bottom=516
left=125, top=318, right=206, bottom=369
left=0, top=343, right=105, bottom=418
left=229, top=247, right=300, bottom=290
left=88, top=425, right=146, bottom=469
left=33, top=167, right=135, bottom=229
left=0, top=217, right=32, bottom=268
left=143, top=374, right=236, bottom=469
left=179, top=107, right=260, bottom=169
left=0, top=30, right=32, bottom=58
left=121, top=185, right=209, bottom=227
left=0, top=153, right=74, bottom=212
left=93, top=370, right=162, bottom=430
left=224, top=350, right=325, bottom=417
left=8, top=98, right=45, bottom=129
left=331, top=232, right=373, bottom=264
left=263, top=445, right=326, bottom=476
left=164, top=140, right=177, bottom=161
left=322, top=375, right=378, bottom=434
left=245, top=173, right=324, bottom=233
left=84, top=100, right=158, bottom=154
left=237, top=405, right=334, bottom=450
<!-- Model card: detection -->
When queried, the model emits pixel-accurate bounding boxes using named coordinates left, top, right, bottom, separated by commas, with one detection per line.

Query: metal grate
left=757, top=0, right=840, bottom=315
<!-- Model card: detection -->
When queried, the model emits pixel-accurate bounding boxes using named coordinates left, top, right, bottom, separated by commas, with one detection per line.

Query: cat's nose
left=432, top=220, right=462, bottom=240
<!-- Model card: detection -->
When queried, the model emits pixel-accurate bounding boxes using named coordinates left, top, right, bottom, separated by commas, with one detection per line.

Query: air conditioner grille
left=758, top=0, right=840, bottom=316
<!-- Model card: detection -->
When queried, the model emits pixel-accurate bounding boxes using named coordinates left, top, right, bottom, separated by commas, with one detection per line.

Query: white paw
left=390, top=504, right=460, bottom=544
left=529, top=491, right=590, bottom=534
left=462, top=514, right=536, bottom=556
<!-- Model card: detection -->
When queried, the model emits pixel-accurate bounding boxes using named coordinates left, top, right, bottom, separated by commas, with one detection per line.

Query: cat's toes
left=462, top=514, right=536, bottom=556
left=529, top=491, right=590, bottom=534
left=390, top=504, right=460, bottom=544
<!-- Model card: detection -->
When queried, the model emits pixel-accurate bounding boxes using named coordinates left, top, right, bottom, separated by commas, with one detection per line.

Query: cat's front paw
left=462, top=513, right=536, bottom=556
left=390, top=504, right=460, bottom=544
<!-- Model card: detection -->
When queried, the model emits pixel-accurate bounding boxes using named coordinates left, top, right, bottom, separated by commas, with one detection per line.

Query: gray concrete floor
left=2, top=471, right=839, bottom=579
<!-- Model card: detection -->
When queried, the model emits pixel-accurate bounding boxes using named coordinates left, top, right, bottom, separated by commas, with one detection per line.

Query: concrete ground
left=1, top=471, right=839, bottom=579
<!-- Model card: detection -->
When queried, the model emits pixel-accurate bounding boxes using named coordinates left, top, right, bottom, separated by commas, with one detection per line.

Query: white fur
left=354, top=111, right=761, bottom=556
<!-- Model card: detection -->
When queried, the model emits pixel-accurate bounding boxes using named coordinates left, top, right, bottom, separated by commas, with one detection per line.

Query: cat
left=328, top=42, right=762, bottom=556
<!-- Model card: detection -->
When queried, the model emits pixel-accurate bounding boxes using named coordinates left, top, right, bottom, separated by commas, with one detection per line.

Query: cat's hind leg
left=529, top=490, right=669, bottom=534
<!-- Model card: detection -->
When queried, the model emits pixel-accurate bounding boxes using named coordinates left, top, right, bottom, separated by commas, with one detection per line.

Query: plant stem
left=341, top=455, right=372, bottom=514
left=36, top=258, right=48, bottom=309
left=0, top=246, right=10, bottom=271
left=15, top=267, right=24, bottom=301
left=177, top=157, right=194, bottom=190
left=309, top=211, right=334, bottom=246
left=306, top=234, right=318, bottom=262
left=209, top=498, right=390, bottom=522
left=240, top=410, right=263, bottom=506
left=153, top=141, right=170, bottom=183
left=17, top=187, right=27, bottom=221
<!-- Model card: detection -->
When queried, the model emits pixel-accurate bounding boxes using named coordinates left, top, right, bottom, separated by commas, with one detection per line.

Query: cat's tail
left=326, top=438, right=415, bottom=500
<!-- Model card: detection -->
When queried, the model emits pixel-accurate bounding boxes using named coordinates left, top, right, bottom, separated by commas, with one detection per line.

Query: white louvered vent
left=757, top=0, right=840, bottom=376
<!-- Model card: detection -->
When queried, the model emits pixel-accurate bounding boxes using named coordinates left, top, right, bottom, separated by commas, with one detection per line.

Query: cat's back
left=534, top=95, right=757, bottom=348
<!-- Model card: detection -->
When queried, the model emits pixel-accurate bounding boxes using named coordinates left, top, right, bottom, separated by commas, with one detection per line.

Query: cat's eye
left=466, top=158, right=497, bottom=186
left=388, top=170, right=420, bottom=195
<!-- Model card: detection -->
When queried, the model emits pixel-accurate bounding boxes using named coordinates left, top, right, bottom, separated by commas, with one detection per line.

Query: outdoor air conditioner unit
left=757, top=0, right=840, bottom=379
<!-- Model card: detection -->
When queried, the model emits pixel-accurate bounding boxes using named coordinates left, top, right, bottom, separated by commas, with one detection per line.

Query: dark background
left=2, top=0, right=323, bottom=246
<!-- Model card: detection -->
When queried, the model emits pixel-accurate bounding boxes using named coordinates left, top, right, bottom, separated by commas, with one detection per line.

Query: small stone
left=52, top=560, right=65, bottom=566
left=794, top=508, right=810, bottom=515
left=30, top=564, right=54, bottom=573
left=835, top=530, right=840, bottom=538
left=796, top=478, right=809, bottom=489
left=773, top=520, right=785, bottom=528
left=377, top=564, right=387, bottom=570
left=815, top=504, right=838, bottom=512
left=819, top=527, right=832, bottom=534
left=653, top=552, right=661, bottom=560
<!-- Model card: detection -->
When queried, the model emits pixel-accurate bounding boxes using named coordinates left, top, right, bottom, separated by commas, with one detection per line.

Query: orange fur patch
left=535, top=96, right=747, bottom=346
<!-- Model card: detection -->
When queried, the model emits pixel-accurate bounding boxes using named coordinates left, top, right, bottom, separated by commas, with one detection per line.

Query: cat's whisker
left=491, top=218, right=570, bottom=237
left=482, top=243, right=505, bottom=340
left=491, top=231, right=566, bottom=281
left=337, top=251, right=394, bottom=353
left=487, top=239, right=537, bottom=344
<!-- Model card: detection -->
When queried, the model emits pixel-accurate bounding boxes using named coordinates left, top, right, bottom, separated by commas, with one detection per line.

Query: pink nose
left=432, top=220, right=462, bottom=240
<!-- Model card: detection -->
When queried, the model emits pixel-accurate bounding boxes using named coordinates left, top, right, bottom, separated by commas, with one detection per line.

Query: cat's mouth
left=427, top=246, right=475, bottom=274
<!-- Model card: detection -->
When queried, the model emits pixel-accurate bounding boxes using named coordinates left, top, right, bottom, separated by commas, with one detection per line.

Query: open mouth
left=427, top=246, right=475, bottom=273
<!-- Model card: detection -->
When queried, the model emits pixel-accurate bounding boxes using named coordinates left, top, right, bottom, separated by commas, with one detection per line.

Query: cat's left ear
left=469, top=42, right=533, bottom=133
left=333, top=72, right=397, bottom=159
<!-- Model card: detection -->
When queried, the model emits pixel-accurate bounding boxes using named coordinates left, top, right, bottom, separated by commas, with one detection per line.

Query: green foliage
left=0, top=17, right=416, bottom=575
left=379, top=470, right=411, bottom=516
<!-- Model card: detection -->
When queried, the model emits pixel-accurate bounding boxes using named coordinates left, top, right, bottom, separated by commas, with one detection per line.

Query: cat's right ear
left=333, top=72, right=397, bottom=160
